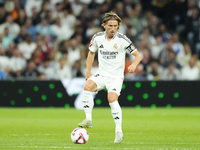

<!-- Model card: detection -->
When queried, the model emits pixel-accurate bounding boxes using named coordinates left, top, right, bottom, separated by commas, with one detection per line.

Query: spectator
left=162, top=62, right=180, bottom=80
left=71, top=0, right=84, bottom=17
left=161, top=49, right=181, bottom=69
left=72, top=60, right=84, bottom=78
left=55, top=58, right=72, bottom=79
left=18, top=34, right=37, bottom=60
left=9, top=47, right=26, bottom=77
left=157, top=23, right=172, bottom=44
left=67, top=39, right=81, bottom=66
left=91, top=57, right=98, bottom=75
left=181, top=57, right=200, bottom=80
left=150, top=35, right=165, bottom=59
left=159, top=39, right=173, bottom=64
left=36, top=17, right=52, bottom=36
left=0, top=14, right=20, bottom=39
left=51, top=17, right=73, bottom=42
left=15, top=9, right=27, bottom=26
left=60, top=8, right=76, bottom=28
left=2, top=27, right=13, bottom=50
left=38, top=59, right=55, bottom=80
left=25, top=0, right=43, bottom=17
left=134, top=64, right=147, bottom=81
left=176, top=42, right=192, bottom=67
left=25, top=18, right=37, bottom=41
left=0, top=6, right=9, bottom=24
left=20, top=59, right=40, bottom=80
left=0, top=65, right=5, bottom=80
left=0, top=47, right=10, bottom=73
left=171, top=32, right=184, bottom=54
left=31, top=47, right=45, bottom=66
left=147, top=59, right=163, bottom=81
left=14, top=25, right=27, bottom=44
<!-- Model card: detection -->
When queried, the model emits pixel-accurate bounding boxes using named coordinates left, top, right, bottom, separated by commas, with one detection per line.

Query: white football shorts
left=88, top=74, right=123, bottom=96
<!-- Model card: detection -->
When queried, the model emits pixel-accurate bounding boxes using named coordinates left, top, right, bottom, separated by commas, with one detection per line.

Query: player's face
left=104, top=20, right=119, bottom=38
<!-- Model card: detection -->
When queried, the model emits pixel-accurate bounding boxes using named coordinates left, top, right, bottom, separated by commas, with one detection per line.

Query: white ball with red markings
left=71, top=128, right=89, bottom=144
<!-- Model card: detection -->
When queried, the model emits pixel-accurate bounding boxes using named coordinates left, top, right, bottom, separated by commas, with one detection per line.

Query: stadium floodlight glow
left=122, top=84, right=126, bottom=90
left=143, top=93, right=149, bottom=99
left=18, top=89, right=23, bottom=94
left=64, top=104, right=70, bottom=108
left=174, top=92, right=179, bottom=98
left=26, top=97, right=31, bottom=103
left=151, top=104, right=156, bottom=109
left=135, top=105, right=141, bottom=109
left=33, top=86, right=39, bottom=92
left=135, top=82, right=141, bottom=88
left=57, top=92, right=63, bottom=98
left=166, top=104, right=171, bottom=108
left=49, top=83, right=55, bottom=89
left=158, top=92, right=164, bottom=98
left=151, top=81, right=156, bottom=87
left=95, top=99, right=102, bottom=105
left=11, top=100, right=15, bottom=105
left=41, top=95, right=47, bottom=100
left=127, top=95, right=133, bottom=101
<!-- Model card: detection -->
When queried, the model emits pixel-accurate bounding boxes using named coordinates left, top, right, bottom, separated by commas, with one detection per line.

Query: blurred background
left=1, top=0, right=200, bottom=108
left=0, top=0, right=200, bottom=81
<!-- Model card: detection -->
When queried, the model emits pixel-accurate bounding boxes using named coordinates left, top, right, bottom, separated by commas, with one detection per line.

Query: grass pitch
left=0, top=107, right=200, bottom=150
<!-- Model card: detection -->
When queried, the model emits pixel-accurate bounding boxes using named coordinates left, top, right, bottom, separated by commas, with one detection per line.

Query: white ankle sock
left=109, top=101, right=122, bottom=133
left=83, top=90, right=94, bottom=121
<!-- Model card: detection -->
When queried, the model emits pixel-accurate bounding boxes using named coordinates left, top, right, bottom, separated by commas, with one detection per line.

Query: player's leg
left=108, top=92, right=123, bottom=143
left=107, top=78, right=123, bottom=143
left=78, top=79, right=97, bottom=128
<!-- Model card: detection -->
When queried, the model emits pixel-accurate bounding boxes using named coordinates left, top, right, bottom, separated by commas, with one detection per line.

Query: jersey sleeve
left=122, top=35, right=137, bottom=54
left=88, top=35, right=98, bottom=52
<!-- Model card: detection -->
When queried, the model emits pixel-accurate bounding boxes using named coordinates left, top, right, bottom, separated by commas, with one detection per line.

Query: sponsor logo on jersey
left=113, top=43, right=118, bottom=49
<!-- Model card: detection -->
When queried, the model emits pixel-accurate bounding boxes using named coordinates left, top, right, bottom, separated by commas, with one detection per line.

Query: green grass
left=0, top=107, right=200, bottom=150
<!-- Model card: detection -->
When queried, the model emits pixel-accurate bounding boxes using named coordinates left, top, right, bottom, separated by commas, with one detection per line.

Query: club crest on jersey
left=131, top=45, right=135, bottom=50
left=113, top=43, right=118, bottom=49
left=89, top=42, right=93, bottom=47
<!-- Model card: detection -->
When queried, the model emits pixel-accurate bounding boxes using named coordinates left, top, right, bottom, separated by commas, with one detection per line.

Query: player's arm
left=86, top=50, right=95, bottom=80
left=128, top=50, right=142, bottom=73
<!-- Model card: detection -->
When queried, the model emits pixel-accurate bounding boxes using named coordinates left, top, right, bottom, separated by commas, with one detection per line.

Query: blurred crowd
left=0, top=0, right=200, bottom=81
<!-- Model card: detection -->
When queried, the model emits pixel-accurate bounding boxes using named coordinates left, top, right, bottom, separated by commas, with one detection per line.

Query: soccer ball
left=71, top=128, right=89, bottom=144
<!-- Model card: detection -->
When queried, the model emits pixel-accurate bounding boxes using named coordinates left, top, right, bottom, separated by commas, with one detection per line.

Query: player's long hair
left=102, top=11, right=122, bottom=30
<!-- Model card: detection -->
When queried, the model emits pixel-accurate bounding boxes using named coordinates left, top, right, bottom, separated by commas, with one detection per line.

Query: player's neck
left=106, top=35, right=113, bottom=41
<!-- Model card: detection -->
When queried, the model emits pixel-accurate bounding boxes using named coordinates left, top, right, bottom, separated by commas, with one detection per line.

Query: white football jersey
left=89, top=31, right=137, bottom=79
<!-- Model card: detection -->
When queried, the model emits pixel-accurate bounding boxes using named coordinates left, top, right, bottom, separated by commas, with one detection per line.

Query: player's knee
left=83, top=84, right=92, bottom=91
left=83, top=81, right=97, bottom=92
left=108, top=96, right=117, bottom=103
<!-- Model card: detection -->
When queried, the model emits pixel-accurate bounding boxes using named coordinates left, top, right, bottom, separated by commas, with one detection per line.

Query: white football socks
left=109, top=101, right=122, bottom=133
left=83, top=90, right=94, bottom=121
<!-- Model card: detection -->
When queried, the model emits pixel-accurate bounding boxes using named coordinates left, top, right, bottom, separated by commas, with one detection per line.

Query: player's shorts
left=88, top=73, right=123, bottom=96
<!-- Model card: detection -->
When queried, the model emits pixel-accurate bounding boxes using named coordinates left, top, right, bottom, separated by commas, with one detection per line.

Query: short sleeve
left=89, top=36, right=98, bottom=52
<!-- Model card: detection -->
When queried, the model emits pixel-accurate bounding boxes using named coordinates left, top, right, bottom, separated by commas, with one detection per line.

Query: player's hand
left=128, top=64, right=136, bottom=73
left=86, top=71, right=92, bottom=80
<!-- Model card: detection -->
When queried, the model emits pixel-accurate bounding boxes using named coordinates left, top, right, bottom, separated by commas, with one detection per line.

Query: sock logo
left=112, top=112, right=119, bottom=115
left=114, top=116, right=119, bottom=120
left=83, top=105, right=89, bottom=108
left=95, top=74, right=99, bottom=77
left=112, top=88, right=116, bottom=91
